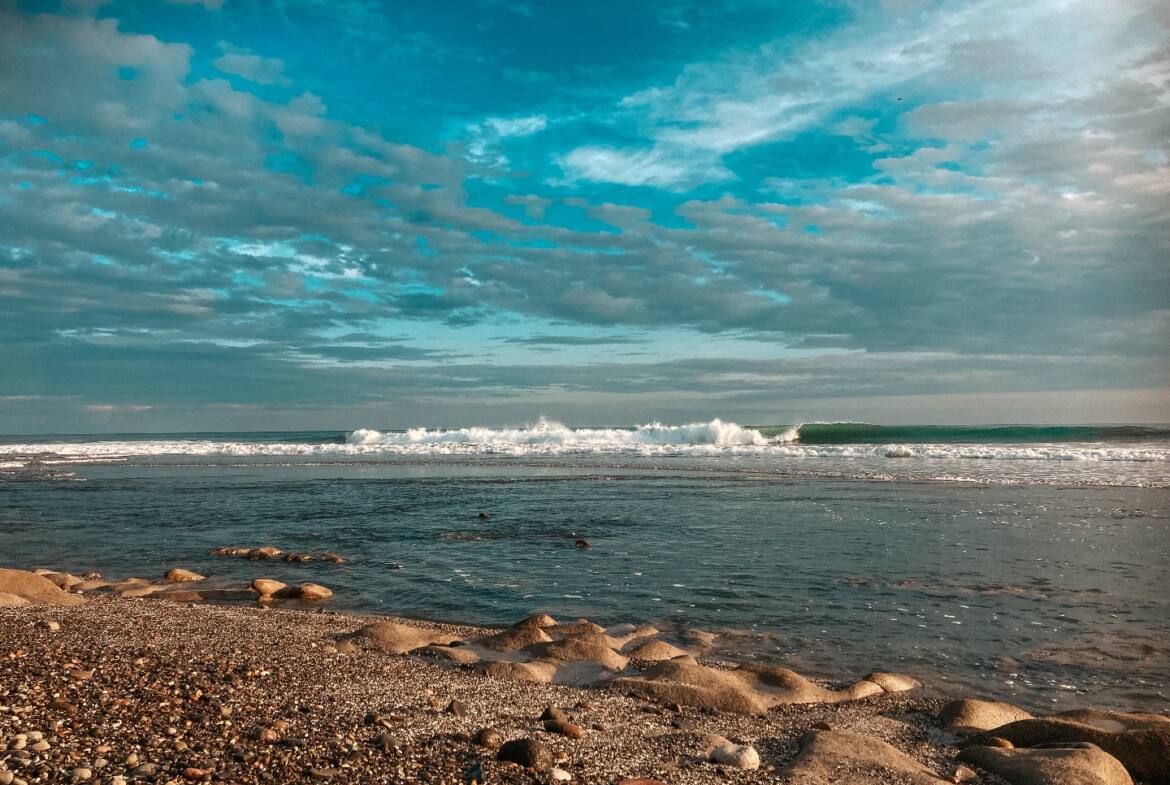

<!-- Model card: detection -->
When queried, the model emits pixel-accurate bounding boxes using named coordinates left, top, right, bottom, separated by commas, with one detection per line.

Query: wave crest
left=349, top=417, right=770, bottom=448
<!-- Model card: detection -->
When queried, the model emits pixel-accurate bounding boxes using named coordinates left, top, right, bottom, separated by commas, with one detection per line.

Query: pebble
left=445, top=699, right=467, bottom=717
left=474, top=728, right=504, bottom=749
left=71, top=767, right=91, bottom=782
left=0, top=771, right=12, bottom=785
left=550, top=767, right=572, bottom=782
left=710, top=742, right=761, bottom=770
left=29, top=740, right=50, bottom=753
left=130, top=763, right=158, bottom=777
left=309, top=768, right=339, bottom=779
left=36, top=620, right=60, bottom=632
left=540, top=706, right=567, bottom=723
left=497, top=737, right=552, bottom=770
left=544, top=719, right=585, bottom=739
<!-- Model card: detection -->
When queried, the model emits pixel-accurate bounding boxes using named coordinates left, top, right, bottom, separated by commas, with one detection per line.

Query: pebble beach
left=2, top=564, right=1167, bottom=785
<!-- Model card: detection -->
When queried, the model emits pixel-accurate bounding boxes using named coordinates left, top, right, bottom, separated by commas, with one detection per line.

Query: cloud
left=163, top=0, right=225, bottom=8
left=212, top=43, right=291, bottom=85
left=466, top=114, right=548, bottom=165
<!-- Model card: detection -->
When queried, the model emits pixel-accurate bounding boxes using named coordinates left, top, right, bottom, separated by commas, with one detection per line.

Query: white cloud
left=212, top=43, right=291, bottom=86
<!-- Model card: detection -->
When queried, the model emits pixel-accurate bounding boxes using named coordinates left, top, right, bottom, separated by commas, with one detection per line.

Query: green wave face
left=754, top=423, right=1170, bottom=444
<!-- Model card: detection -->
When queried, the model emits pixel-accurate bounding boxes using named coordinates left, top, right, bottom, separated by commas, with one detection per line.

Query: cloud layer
left=0, top=0, right=1166, bottom=431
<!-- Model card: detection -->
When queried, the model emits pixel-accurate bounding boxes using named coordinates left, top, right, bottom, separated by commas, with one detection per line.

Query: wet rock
left=478, top=511, right=491, bottom=519
left=0, top=569, right=86, bottom=606
left=959, top=744, right=1133, bottom=785
left=710, top=741, right=761, bottom=770
left=941, top=698, right=1034, bottom=732
left=321, top=552, right=345, bottom=564
left=247, top=546, right=282, bottom=560
left=40, top=572, right=83, bottom=591
left=163, top=568, right=205, bottom=583
left=250, top=579, right=288, bottom=598
left=574, top=539, right=591, bottom=549
left=209, top=547, right=250, bottom=557
left=296, top=583, right=332, bottom=601
left=782, top=730, right=948, bottom=784
left=497, top=737, right=552, bottom=770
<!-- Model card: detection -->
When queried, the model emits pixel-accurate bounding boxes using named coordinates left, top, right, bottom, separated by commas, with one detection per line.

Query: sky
left=0, top=0, right=1168, bottom=432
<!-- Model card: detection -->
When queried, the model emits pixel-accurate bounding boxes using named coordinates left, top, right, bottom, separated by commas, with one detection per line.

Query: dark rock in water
left=478, top=511, right=491, bottom=519
left=497, top=737, right=552, bottom=770
left=474, top=728, right=504, bottom=748
left=445, top=699, right=467, bottom=717
left=321, top=552, right=345, bottom=564
left=388, top=563, right=404, bottom=570
left=574, top=538, right=591, bottom=549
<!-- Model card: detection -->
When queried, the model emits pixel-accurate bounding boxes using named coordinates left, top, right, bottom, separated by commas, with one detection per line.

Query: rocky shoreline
left=1, top=566, right=1167, bottom=784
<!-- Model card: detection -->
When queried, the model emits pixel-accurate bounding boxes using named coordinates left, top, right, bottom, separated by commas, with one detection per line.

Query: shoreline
left=3, top=567, right=1168, bottom=784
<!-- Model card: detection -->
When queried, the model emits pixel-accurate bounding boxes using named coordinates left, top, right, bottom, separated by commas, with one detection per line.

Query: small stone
left=182, top=768, right=209, bottom=780
left=478, top=512, right=491, bottom=519
left=69, top=669, right=93, bottom=681
left=574, top=538, right=591, bottom=549
left=308, top=768, right=339, bottom=780
left=247, top=546, right=282, bottom=560
left=111, top=778, right=127, bottom=785
left=474, top=728, right=504, bottom=748
left=543, top=719, right=585, bottom=739
left=71, top=768, right=91, bottom=782
left=710, top=742, right=760, bottom=770
left=131, top=763, right=158, bottom=777
left=371, top=732, right=402, bottom=751
left=0, top=772, right=12, bottom=785
left=10, top=737, right=26, bottom=750
left=255, top=728, right=279, bottom=743
left=948, top=764, right=979, bottom=783
left=497, top=737, right=553, bottom=770
left=986, top=737, right=1014, bottom=748
left=445, top=699, right=466, bottom=717
left=49, top=699, right=78, bottom=716
left=550, top=767, right=572, bottom=782
left=540, top=706, right=567, bottom=722
left=36, top=620, right=60, bottom=632
left=30, top=740, right=50, bottom=753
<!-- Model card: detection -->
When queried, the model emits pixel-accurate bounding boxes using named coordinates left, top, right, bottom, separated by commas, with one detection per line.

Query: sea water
left=1, top=420, right=1167, bottom=713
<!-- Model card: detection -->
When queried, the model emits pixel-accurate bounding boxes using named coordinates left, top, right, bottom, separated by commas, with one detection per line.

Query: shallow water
left=1, top=450, right=1167, bottom=714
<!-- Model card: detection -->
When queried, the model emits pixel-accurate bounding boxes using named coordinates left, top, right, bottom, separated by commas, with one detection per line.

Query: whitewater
left=2, top=418, right=1168, bottom=486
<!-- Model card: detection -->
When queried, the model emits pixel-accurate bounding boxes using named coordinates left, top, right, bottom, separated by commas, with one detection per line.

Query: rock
left=574, top=538, right=591, bottom=549
left=30, top=740, right=50, bottom=752
left=616, top=780, right=670, bottom=785
left=544, top=719, right=585, bottom=739
left=710, top=742, right=761, bottom=770
left=250, top=578, right=288, bottom=598
left=942, top=698, right=1034, bottom=732
left=283, top=552, right=314, bottom=563
left=497, top=737, right=552, bottom=770
left=159, top=590, right=203, bottom=603
left=181, top=768, right=209, bottom=781
left=625, top=640, right=689, bottom=661
left=321, top=552, right=345, bottom=564
left=163, top=568, right=205, bottom=583
left=946, top=763, right=979, bottom=783
left=0, top=771, right=13, bottom=785
left=0, top=569, right=86, bottom=606
left=71, top=769, right=91, bottom=782
left=514, top=613, right=558, bottom=629
left=959, top=745, right=1134, bottom=785
left=523, top=633, right=629, bottom=672
left=297, top=583, right=332, bottom=601
left=550, top=767, right=572, bottom=782
left=479, top=659, right=558, bottom=683
left=612, top=660, right=884, bottom=715
left=344, top=621, right=459, bottom=654
left=371, top=732, right=402, bottom=751
left=255, top=728, right=279, bottom=743
left=476, top=626, right=553, bottom=652
left=131, top=763, right=158, bottom=777
left=474, top=728, right=504, bottom=748
left=970, top=716, right=1170, bottom=785
left=0, top=593, right=29, bottom=606
left=308, top=768, right=339, bottom=780
left=863, top=671, right=920, bottom=693
left=539, top=706, right=567, bottom=723
left=478, top=511, right=491, bottom=519
left=209, top=546, right=250, bottom=557
left=782, top=730, right=948, bottom=784
left=247, top=546, right=282, bottom=560
left=41, top=572, right=83, bottom=591
left=412, top=644, right=481, bottom=664
left=445, top=699, right=467, bottom=716
left=49, top=699, right=79, bottom=715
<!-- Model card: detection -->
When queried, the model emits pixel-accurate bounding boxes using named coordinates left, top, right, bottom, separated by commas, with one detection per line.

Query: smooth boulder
left=782, top=730, right=948, bottom=784
left=941, top=698, right=1033, bottom=732
left=959, top=745, right=1133, bottom=785
left=0, top=568, right=86, bottom=606
left=345, top=621, right=459, bottom=654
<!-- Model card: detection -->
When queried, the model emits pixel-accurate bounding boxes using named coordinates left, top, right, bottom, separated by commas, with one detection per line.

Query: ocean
left=1, top=420, right=1167, bottom=713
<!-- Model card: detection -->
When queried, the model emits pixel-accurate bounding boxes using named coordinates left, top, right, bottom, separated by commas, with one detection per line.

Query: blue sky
left=1, top=0, right=1168, bottom=431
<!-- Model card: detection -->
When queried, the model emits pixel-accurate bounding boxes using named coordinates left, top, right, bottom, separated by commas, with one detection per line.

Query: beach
left=1, top=567, right=1168, bottom=785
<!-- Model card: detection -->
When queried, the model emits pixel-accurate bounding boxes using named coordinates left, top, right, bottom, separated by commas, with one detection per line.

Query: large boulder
left=163, top=568, right=205, bottom=583
left=0, top=568, right=86, bottom=606
left=970, top=716, right=1170, bottom=785
left=0, top=592, right=30, bottom=606
left=941, top=698, right=1034, bottom=732
left=344, top=621, right=459, bottom=654
left=959, top=745, right=1133, bottom=785
left=781, top=730, right=948, bottom=784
